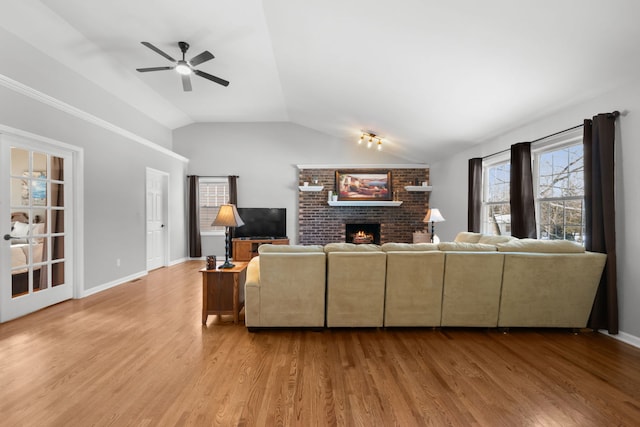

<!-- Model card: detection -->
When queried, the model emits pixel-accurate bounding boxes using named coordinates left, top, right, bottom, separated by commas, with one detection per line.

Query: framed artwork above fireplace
left=336, top=170, right=392, bottom=201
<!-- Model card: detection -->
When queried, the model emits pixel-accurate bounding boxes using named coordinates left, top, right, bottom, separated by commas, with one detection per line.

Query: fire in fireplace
left=345, top=223, right=381, bottom=244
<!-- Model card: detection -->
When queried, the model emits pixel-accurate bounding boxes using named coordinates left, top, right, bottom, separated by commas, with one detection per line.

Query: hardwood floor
left=1, top=261, right=639, bottom=426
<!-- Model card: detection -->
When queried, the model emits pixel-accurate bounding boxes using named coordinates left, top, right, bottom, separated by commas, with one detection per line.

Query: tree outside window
left=536, top=144, right=584, bottom=242
left=483, top=161, right=511, bottom=235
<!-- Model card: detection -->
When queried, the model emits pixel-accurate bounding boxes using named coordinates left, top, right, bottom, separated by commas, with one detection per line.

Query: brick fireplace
left=297, top=166, right=430, bottom=245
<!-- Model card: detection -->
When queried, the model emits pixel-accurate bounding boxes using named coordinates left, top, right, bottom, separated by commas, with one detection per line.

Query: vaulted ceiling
left=3, top=0, right=640, bottom=161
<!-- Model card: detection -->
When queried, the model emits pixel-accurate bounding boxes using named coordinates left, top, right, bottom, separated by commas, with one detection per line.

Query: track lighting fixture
left=357, top=131, right=383, bottom=151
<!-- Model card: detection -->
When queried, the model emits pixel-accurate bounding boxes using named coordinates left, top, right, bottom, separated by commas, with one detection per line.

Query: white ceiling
left=3, top=0, right=640, bottom=161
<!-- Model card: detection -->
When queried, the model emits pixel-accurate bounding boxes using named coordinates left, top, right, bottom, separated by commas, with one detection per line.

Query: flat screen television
left=234, top=208, right=287, bottom=239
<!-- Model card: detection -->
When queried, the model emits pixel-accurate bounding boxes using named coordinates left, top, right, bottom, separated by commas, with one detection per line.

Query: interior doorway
left=1, top=132, right=80, bottom=322
left=146, top=168, right=169, bottom=271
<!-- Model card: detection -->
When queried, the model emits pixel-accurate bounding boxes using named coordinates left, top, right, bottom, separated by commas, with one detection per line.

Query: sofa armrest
left=244, top=256, right=261, bottom=327
left=245, top=256, right=260, bottom=288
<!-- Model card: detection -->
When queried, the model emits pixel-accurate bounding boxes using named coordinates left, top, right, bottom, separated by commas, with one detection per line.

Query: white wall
left=173, top=122, right=413, bottom=256
left=430, top=78, right=640, bottom=341
left=0, top=27, right=188, bottom=293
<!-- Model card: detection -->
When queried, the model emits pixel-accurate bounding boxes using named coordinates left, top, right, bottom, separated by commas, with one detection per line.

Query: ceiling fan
left=136, top=41, right=230, bottom=91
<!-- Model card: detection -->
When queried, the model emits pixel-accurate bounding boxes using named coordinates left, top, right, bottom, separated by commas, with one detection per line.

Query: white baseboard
left=80, top=270, right=148, bottom=298
left=600, top=329, right=640, bottom=349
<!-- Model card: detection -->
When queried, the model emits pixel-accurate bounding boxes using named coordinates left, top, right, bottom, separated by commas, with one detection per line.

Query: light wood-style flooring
left=1, top=261, right=639, bottom=426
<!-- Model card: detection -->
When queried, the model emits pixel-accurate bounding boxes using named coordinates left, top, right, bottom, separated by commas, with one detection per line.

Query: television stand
left=232, top=237, right=290, bottom=262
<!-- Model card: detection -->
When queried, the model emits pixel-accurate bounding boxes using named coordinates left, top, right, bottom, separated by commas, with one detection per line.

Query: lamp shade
left=212, top=204, right=245, bottom=228
left=423, top=208, right=445, bottom=223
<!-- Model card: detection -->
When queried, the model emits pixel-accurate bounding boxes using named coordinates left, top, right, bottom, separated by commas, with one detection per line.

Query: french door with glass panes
left=1, top=135, right=73, bottom=322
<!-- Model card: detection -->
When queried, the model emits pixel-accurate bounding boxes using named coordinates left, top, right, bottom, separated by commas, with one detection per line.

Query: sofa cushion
left=454, top=232, right=482, bottom=243
left=381, top=242, right=439, bottom=252
left=438, top=242, right=498, bottom=252
left=496, top=239, right=585, bottom=253
left=324, top=243, right=381, bottom=252
left=478, top=235, right=516, bottom=244
left=258, top=244, right=323, bottom=254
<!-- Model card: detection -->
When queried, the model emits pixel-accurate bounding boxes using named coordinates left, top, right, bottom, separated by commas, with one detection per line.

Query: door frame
left=145, top=167, right=169, bottom=271
left=0, top=125, right=83, bottom=321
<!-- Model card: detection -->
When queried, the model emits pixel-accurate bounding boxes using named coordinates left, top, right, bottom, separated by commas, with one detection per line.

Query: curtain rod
left=481, top=110, right=620, bottom=160
left=481, top=123, right=582, bottom=159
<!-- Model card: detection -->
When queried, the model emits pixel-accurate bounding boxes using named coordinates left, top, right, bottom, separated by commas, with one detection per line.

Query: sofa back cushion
left=258, top=244, right=323, bottom=254
left=324, top=243, right=381, bottom=252
left=496, top=238, right=585, bottom=253
left=381, top=242, right=439, bottom=252
left=438, top=242, right=498, bottom=252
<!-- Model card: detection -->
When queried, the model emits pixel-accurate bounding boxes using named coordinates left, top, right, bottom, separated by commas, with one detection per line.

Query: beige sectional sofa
left=244, top=234, right=607, bottom=330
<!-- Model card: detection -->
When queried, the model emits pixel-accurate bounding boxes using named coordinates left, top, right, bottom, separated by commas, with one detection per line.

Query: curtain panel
left=468, top=158, right=483, bottom=232
left=228, top=175, right=238, bottom=257
left=510, top=142, right=537, bottom=238
left=584, top=112, right=619, bottom=334
left=188, top=175, right=202, bottom=258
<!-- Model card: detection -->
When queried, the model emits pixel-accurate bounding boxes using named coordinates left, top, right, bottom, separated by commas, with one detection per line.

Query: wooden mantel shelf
left=328, top=201, right=403, bottom=207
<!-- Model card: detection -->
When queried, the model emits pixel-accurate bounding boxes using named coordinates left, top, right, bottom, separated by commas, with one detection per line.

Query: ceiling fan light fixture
left=136, top=41, right=229, bottom=91
left=175, top=62, right=192, bottom=75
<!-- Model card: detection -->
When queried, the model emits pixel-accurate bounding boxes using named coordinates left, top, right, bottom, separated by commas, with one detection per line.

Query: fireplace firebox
left=345, top=223, right=381, bottom=245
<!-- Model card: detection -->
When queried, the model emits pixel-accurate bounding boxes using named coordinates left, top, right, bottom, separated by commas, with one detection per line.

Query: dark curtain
left=584, top=112, right=619, bottom=334
left=468, top=158, right=483, bottom=232
left=188, top=175, right=201, bottom=258
left=510, top=142, right=537, bottom=238
left=228, top=175, right=238, bottom=257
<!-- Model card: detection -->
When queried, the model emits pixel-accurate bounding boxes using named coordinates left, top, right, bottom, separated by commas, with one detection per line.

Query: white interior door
left=1, top=135, right=74, bottom=322
left=146, top=168, right=167, bottom=271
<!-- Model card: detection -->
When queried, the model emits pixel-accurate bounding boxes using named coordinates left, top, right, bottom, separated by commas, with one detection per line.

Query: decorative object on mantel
left=212, top=204, right=245, bottom=269
left=423, top=208, right=445, bottom=243
left=336, top=170, right=392, bottom=201
left=357, top=131, right=384, bottom=151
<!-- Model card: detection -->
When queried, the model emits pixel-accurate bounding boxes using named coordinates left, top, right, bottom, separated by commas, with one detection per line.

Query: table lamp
left=423, top=208, right=445, bottom=243
left=212, top=204, right=245, bottom=269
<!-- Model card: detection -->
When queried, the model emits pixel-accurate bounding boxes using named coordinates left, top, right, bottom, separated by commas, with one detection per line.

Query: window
left=479, top=130, right=584, bottom=242
left=482, top=160, right=511, bottom=235
left=535, top=142, right=584, bottom=243
left=199, top=178, right=229, bottom=234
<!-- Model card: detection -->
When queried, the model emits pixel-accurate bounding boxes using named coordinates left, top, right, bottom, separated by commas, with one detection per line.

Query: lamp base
left=218, top=261, right=235, bottom=269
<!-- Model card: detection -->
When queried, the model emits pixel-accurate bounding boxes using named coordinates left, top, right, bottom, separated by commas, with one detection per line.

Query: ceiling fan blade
left=141, top=42, right=176, bottom=62
left=194, top=70, right=230, bottom=87
left=182, top=74, right=192, bottom=92
left=136, top=66, right=173, bottom=72
left=189, top=50, right=214, bottom=67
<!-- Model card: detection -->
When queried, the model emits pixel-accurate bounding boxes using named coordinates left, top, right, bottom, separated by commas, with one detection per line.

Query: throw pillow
left=454, top=232, right=482, bottom=243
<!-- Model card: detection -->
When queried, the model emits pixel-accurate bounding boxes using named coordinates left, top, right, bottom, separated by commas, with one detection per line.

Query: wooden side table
left=200, top=262, right=248, bottom=325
